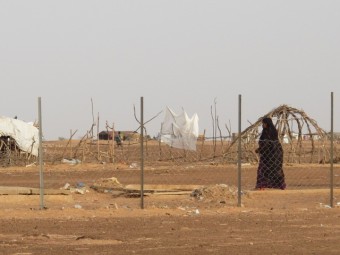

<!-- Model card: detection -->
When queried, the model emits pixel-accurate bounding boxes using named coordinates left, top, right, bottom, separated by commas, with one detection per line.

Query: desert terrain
left=0, top=140, right=340, bottom=254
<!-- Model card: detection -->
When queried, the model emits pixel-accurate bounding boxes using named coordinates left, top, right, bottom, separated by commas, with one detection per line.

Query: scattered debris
left=0, top=186, right=70, bottom=195
left=90, top=177, right=124, bottom=194
left=61, top=158, right=81, bottom=165
left=74, top=204, right=82, bottom=209
left=123, top=184, right=201, bottom=197
left=61, top=182, right=88, bottom=195
left=25, top=162, right=36, bottom=167
left=129, top=163, right=138, bottom=168
left=319, top=203, right=332, bottom=209
left=63, top=183, right=71, bottom=190
left=74, top=188, right=85, bottom=195
left=76, top=182, right=85, bottom=188
left=191, top=184, right=245, bottom=203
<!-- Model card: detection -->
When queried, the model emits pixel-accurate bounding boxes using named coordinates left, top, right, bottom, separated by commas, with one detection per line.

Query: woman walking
left=255, top=117, right=286, bottom=190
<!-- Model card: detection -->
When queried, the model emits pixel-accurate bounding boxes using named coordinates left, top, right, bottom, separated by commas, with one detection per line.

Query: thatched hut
left=225, top=105, right=330, bottom=164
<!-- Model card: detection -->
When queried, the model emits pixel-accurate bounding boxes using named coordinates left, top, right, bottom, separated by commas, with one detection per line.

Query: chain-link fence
left=0, top=94, right=339, bottom=209
left=0, top=133, right=339, bottom=209
left=56, top=136, right=340, bottom=204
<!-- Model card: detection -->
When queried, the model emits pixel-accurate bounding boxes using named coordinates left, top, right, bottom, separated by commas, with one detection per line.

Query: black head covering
left=262, top=117, right=275, bottom=128
left=261, top=117, right=278, bottom=141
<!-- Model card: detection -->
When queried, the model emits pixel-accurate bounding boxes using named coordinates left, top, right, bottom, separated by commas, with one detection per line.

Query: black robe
left=256, top=126, right=286, bottom=190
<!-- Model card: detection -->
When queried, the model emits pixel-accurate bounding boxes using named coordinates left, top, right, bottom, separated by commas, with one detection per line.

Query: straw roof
left=226, top=104, right=329, bottom=164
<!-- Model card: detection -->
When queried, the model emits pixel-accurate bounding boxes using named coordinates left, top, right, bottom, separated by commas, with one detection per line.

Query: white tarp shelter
left=0, top=116, right=39, bottom=156
left=160, top=107, right=199, bottom=151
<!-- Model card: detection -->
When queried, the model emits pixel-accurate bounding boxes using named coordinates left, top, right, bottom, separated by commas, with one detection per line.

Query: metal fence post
left=330, top=92, right=334, bottom=207
left=238, top=94, right=242, bottom=207
left=140, top=97, right=144, bottom=209
left=38, top=97, right=44, bottom=209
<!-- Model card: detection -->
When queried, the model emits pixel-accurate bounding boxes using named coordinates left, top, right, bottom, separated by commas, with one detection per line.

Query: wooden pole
left=70, top=129, right=72, bottom=158
left=97, top=113, right=100, bottom=161
left=112, top=123, right=115, bottom=163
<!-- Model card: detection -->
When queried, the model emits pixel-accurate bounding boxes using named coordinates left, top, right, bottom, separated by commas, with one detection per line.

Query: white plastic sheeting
left=0, top=116, right=39, bottom=156
left=160, top=107, right=199, bottom=151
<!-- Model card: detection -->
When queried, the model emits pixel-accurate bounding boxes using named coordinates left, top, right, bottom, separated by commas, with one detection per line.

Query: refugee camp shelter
left=225, top=105, right=330, bottom=164
left=0, top=116, right=39, bottom=165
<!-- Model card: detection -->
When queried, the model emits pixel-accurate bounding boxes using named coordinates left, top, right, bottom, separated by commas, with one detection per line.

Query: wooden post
left=70, top=129, right=73, bottom=158
left=112, top=123, right=115, bottom=164
left=199, top=129, right=206, bottom=161
left=158, top=123, right=163, bottom=160
left=97, top=113, right=100, bottom=161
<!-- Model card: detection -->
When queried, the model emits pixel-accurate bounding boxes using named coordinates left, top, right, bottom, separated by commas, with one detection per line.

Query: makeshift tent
left=160, top=107, right=199, bottom=151
left=226, top=104, right=329, bottom=164
left=0, top=116, right=39, bottom=156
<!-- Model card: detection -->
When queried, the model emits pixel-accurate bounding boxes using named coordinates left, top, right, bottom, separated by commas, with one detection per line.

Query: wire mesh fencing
left=0, top=137, right=339, bottom=209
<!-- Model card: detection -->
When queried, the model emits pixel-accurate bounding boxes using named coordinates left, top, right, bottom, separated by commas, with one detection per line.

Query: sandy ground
left=1, top=184, right=340, bottom=254
left=0, top=160, right=340, bottom=254
left=1, top=132, right=340, bottom=255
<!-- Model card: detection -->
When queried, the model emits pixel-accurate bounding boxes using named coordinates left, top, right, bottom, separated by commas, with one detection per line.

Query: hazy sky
left=1, top=1, right=339, bottom=140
